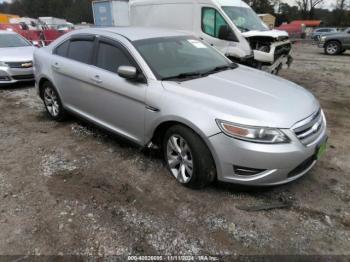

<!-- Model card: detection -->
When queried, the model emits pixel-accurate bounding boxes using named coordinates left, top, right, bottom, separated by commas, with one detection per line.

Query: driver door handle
left=91, top=75, right=103, bottom=84
left=52, top=62, right=60, bottom=70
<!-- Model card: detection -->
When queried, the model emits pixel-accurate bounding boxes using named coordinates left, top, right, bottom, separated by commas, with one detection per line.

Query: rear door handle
left=91, top=75, right=103, bottom=84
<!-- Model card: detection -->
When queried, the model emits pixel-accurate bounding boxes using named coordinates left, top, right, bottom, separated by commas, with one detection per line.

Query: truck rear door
left=93, top=0, right=113, bottom=26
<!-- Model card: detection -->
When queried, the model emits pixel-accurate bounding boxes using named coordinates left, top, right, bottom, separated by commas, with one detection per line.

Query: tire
left=42, top=81, right=67, bottom=121
left=163, top=125, right=216, bottom=189
left=340, top=49, right=346, bottom=54
left=324, top=41, right=341, bottom=55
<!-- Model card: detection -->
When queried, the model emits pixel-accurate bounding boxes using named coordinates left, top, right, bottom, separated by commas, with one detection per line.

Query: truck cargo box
left=92, top=0, right=130, bottom=27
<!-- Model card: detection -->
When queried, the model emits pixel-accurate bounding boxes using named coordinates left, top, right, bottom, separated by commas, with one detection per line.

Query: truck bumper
left=261, top=55, right=293, bottom=74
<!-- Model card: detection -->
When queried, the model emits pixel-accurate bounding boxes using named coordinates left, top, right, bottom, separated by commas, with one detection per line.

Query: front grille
left=12, top=74, right=34, bottom=80
left=293, top=109, right=325, bottom=146
left=288, top=156, right=315, bottom=178
left=6, top=61, right=33, bottom=69
left=274, top=43, right=292, bottom=60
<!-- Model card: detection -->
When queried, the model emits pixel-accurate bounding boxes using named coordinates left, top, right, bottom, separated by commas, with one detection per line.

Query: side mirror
left=218, top=25, right=229, bottom=40
left=218, top=25, right=237, bottom=42
left=117, top=66, right=138, bottom=80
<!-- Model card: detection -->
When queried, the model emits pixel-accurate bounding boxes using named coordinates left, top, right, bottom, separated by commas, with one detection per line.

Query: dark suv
left=319, top=28, right=350, bottom=55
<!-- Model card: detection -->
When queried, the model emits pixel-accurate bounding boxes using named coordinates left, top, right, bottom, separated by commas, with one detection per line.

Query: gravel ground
left=0, top=43, right=349, bottom=257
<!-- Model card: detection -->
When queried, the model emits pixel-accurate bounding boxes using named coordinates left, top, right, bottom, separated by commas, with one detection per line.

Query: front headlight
left=0, top=61, right=8, bottom=67
left=216, top=120, right=290, bottom=144
left=320, top=36, right=326, bottom=42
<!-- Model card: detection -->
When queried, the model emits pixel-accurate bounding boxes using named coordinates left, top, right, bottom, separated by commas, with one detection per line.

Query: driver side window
left=202, top=7, right=229, bottom=39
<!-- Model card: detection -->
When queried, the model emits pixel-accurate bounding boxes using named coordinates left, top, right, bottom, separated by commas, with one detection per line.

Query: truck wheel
left=163, top=125, right=216, bottom=189
left=325, top=41, right=341, bottom=55
left=42, top=82, right=67, bottom=121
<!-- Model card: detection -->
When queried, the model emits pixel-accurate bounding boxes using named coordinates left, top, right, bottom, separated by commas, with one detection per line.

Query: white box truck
left=92, top=0, right=293, bottom=73
left=92, top=0, right=130, bottom=26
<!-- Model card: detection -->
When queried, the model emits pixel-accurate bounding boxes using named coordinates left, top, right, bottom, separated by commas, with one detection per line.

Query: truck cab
left=129, top=0, right=293, bottom=74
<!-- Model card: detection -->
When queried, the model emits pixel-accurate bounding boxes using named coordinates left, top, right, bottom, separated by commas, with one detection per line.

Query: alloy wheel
left=166, top=135, right=194, bottom=184
left=44, top=87, right=60, bottom=117
left=326, top=43, right=338, bottom=55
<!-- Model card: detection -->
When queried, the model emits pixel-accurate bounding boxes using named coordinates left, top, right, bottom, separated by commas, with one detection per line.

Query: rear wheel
left=163, top=125, right=216, bottom=189
left=324, top=41, right=341, bottom=55
left=42, top=82, right=67, bottom=121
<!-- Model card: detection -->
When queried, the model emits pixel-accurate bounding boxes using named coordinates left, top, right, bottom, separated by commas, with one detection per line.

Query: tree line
left=245, top=0, right=350, bottom=26
left=0, top=0, right=94, bottom=24
left=0, top=0, right=349, bottom=26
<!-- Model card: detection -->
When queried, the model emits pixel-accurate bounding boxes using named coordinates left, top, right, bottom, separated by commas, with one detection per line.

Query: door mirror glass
left=218, top=25, right=236, bottom=41
left=218, top=25, right=229, bottom=40
left=118, top=66, right=138, bottom=80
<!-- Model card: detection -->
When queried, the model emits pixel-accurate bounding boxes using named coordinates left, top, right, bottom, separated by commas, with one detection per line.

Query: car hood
left=242, top=29, right=289, bottom=39
left=162, top=66, right=319, bottom=129
left=0, top=46, right=35, bottom=62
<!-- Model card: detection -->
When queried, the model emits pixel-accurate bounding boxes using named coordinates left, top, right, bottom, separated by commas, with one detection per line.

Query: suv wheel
left=163, top=125, right=216, bottom=189
left=325, top=41, right=341, bottom=55
left=42, top=82, right=67, bottom=121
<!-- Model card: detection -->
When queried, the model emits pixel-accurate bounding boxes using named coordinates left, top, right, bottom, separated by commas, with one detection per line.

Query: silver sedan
left=0, top=31, right=35, bottom=84
left=34, top=28, right=328, bottom=189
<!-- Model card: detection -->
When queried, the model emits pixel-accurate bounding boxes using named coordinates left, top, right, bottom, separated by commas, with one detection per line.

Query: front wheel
left=163, top=125, right=216, bottom=189
left=42, top=82, right=67, bottom=121
left=324, top=41, right=341, bottom=55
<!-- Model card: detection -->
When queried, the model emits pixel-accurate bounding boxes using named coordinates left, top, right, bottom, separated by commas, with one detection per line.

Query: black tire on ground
left=324, top=41, right=341, bottom=55
left=41, top=81, right=67, bottom=122
left=340, top=49, right=347, bottom=54
left=163, top=125, right=216, bottom=189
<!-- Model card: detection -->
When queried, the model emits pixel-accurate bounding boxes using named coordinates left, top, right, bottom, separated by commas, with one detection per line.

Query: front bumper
left=0, top=66, right=34, bottom=84
left=318, top=42, right=325, bottom=48
left=209, top=127, right=328, bottom=186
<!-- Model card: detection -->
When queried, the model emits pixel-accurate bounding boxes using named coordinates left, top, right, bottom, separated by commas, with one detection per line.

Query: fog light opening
left=233, top=165, right=267, bottom=176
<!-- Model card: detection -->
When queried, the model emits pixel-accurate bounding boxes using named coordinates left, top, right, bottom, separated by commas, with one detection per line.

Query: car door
left=344, top=29, right=350, bottom=48
left=88, top=36, right=147, bottom=144
left=200, top=7, right=232, bottom=53
left=51, top=34, right=99, bottom=114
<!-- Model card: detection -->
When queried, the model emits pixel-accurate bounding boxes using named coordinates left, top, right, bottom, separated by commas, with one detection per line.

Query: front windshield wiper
left=162, top=72, right=203, bottom=81
left=237, top=26, right=250, bottom=32
left=202, top=63, right=238, bottom=76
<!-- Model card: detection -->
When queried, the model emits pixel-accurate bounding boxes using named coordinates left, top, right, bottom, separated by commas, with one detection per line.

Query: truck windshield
left=0, top=34, right=31, bottom=48
left=222, top=6, right=268, bottom=32
left=133, top=36, right=236, bottom=80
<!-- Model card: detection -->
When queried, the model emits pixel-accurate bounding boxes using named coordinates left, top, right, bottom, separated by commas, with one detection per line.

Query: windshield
left=133, top=36, right=235, bottom=80
left=0, top=34, right=31, bottom=48
left=222, top=6, right=268, bottom=32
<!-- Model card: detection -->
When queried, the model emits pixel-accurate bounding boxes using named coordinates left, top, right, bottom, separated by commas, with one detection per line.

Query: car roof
left=71, top=27, right=191, bottom=41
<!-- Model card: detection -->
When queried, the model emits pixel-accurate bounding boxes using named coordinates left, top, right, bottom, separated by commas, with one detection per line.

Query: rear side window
left=67, top=40, right=94, bottom=64
left=55, top=40, right=69, bottom=57
left=96, top=42, right=133, bottom=73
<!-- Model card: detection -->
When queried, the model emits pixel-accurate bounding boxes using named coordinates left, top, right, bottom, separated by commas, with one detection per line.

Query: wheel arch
left=38, top=77, right=52, bottom=99
left=150, top=118, right=220, bottom=178
left=325, top=39, right=343, bottom=48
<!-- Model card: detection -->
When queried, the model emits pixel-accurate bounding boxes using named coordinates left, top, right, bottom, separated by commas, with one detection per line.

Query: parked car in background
left=0, top=31, right=35, bottom=84
left=311, top=27, right=338, bottom=41
left=319, top=28, right=350, bottom=55
left=34, top=28, right=327, bottom=189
